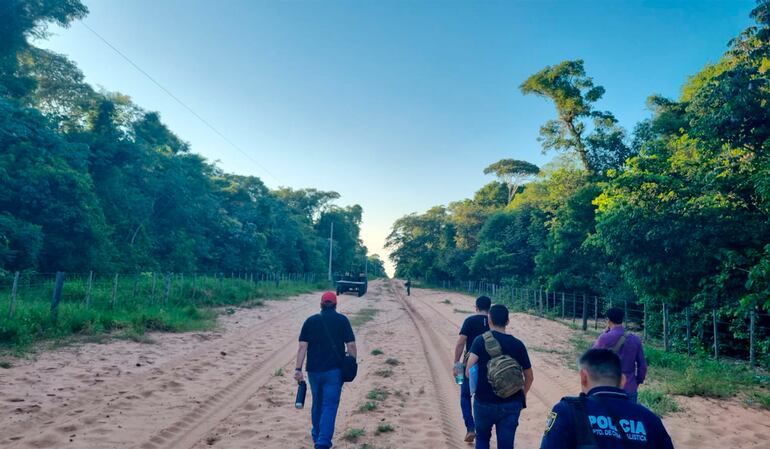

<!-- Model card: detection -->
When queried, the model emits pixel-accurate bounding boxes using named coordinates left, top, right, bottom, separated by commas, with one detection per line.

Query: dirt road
left=1, top=280, right=768, bottom=448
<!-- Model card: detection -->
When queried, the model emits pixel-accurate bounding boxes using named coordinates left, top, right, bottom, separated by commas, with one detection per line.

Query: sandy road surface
left=1, top=280, right=769, bottom=449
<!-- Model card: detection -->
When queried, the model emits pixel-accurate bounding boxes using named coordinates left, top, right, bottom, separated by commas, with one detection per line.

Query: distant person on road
left=539, top=348, right=674, bottom=449
left=466, top=304, right=534, bottom=449
left=592, top=307, right=647, bottom=403
left=294, top=292, right=357, bottom=449
left=452, top=295, right=492, bottom=443
left=405, top=279, right=412, bottom=296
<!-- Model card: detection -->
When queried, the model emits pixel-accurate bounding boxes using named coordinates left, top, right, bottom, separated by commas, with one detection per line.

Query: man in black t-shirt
left=453, top=295, right=492, bottom=443
left=294, top=292, right=357, bottom=449
left=467, top=304, right=534, bottom=449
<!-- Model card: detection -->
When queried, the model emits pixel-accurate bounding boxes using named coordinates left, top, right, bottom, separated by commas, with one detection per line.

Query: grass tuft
left=367, top=388, right=389, bottom=401
left=343, top=428, right=365, bottom=441
left=376, top=423, right=395, bottom=434
left=385, top=357, right=400, bottom=366
left=374, top=368, right=394, bottom=378
left=370, top=348, right=384, bottom=356
left=359, top=401, right=378, bottom=412
left=638, top=389, right=680, bottom=416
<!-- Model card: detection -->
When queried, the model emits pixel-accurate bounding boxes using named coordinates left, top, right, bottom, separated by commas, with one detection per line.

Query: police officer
left=539, top=348, right=674, bottom=449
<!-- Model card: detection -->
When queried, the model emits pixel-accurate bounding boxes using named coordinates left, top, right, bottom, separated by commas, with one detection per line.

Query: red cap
left=321, top=291, right=337, bottom=305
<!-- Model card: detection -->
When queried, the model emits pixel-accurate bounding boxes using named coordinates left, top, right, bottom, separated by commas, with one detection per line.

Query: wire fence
left=0, top=270, right=324, bottom=326
left=429, top=279, right=770, bottom=368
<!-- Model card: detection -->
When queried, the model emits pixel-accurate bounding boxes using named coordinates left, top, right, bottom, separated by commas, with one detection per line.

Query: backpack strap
left=482, top=331, right=503, bottom=358
left=562, top=395, right=600, bottom=449
left=611, top=332, right=627, bottom=354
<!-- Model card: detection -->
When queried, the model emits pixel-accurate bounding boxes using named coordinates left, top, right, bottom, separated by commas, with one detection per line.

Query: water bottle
left=454, top=362, right=464, bottom=385
left=469, top=364, right=479, bottom=395
left=295, top=380, right=307, bottom=409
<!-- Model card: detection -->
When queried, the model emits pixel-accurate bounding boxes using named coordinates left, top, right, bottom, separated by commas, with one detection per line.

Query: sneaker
left=464, top=431, right=475, bottom=443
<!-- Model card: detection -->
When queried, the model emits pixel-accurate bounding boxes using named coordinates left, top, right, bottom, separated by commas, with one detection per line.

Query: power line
left=80, top=21, right=280, bottom=184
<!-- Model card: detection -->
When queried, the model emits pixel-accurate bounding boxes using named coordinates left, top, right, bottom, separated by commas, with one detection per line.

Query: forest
left=0, top=0, right=385, bottom=279
left=387, top=1, right=770, bottom=363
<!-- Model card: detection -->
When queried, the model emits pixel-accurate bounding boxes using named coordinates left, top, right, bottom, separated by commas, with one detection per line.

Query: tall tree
left=520, top=60, right=631, bottom=176
left=483, top=159, right=540, bottom=204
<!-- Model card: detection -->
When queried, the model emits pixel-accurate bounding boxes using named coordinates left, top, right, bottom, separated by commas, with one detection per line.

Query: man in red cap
left=294, top=291, right=356, bottom=449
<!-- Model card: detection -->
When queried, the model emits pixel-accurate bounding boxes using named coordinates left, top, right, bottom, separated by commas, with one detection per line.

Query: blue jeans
left=627, top=392, right=638, bottom=404
left=473, top=400, right=523, bottom=449
left=460, top=378, right=475, bottom=432
left=307, top=369, right=343, bottom=448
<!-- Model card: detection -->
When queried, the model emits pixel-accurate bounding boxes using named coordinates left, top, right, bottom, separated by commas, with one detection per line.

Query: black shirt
left=460, top=314, right=490, bottom=352
left=299, top=308, right=355, bottom=373
left=470, top=330, right=532, bottom=405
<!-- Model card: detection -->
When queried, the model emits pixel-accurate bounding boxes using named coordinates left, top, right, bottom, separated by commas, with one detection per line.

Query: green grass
left=453, top=308, right=474, bottom=314
left=359, top=401, right=378, bottom=412
left=747, top=391, right=770, bottom=411
left=0, top=275, right=328, bottom=353
left=638, top=388, right=680, bottom=416
left=568, top=330, right=770, bottom=406
left=370, top=348, right=384, bottom=356
left=350, top=308, right=379, bottom=327
left=0, top=360, right=11, bottom=369
left=441, top=299, right=452, bottom=305
left=385, top=357, right=400, bottom=366
left=343, top=428, right=365, bottom=441
left=273, top=368, right=284, bottom=377
left=376, top=423, right=395, bottom=434
left=367, top=388, right=389, bottom=401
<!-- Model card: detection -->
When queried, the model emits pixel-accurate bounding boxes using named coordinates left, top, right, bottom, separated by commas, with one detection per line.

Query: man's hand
left=294, top=369, right=304, bottom=382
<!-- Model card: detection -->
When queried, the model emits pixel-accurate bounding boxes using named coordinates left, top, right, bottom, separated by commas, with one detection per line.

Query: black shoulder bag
left=563, top=395, right=600, bottom=449
left=319, top=315, right=358, bottom=383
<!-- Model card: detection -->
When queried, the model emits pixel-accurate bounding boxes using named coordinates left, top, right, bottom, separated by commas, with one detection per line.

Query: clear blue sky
left=38, top=0, right=755, bottom=274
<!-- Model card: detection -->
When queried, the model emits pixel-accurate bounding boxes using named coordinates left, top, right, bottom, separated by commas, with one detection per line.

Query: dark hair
left=607, top=307, right=624, bottom=324
left=488, top=304, right=509, bottom=327
left=579, top=349, right=622, bottom=385
left=476, top=296, right=492, bottom=311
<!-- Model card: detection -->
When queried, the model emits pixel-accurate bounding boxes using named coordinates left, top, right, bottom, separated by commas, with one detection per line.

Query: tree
left=520, top=60, right=631, bottom=176
left=483, top=159, right=539, bottom=204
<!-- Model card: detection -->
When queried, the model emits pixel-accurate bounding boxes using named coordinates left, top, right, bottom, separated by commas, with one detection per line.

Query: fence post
left=110, top=273, right=119, bottom=308
left=85, top=271, right=93, bottom=308
left=539, top=288, right=543, bottom=314
left=581, top=294, right=588, bottom=331
left=663, top=302, right=669, bottom=352
left=594, top=296, right=598, bottom=330
left=164, top=273, right=172, bottom=305
left=50, top=271, right=65, bottom=323
left=624, top=299, right=628, bottom=324
left=192, top=273, right=197, bottom=300
left=132, top=274, right=139, bottom=300
left=7, top=271, right=20, bottom=319
left=750, top=308, right=756, bottom=366
left=561, top=292, right=565, bottom=319
left=686, top=305, right=692, bottom=356
left=643, top=302, right=647, bottom=341
left=572, top=293, right=576, bottom=325
left=712, top=308, right=719, bottom=359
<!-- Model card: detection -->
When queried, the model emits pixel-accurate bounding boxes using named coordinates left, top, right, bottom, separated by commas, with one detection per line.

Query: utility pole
left=328, top=222, right=334, bottom=281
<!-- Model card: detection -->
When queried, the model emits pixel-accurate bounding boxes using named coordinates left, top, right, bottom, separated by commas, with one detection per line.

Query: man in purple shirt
left=592, top=307, right=647, bottom=403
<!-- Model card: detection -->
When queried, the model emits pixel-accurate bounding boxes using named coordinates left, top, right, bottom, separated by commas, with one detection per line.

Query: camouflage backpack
left=482, top=331, right=525, bottom=398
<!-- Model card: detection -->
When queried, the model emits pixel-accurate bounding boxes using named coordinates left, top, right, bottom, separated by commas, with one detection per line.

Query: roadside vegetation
left=0, top=276, right=327, bottom=353
left=569, top=331, right=770, bottom=415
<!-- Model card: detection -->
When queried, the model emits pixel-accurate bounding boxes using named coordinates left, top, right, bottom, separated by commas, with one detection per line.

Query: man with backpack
left=539, top=348, right=674, bottom=449
left=466, top=304, right=534, bottom=449
left=452, top=296, right=492, bottom=443
left=592, top=308, right=647, bottom=403
left=294, top=292, right=357, bottom=449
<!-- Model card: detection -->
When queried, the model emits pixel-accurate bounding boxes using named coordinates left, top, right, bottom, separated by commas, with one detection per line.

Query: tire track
left=387, top=280, right=465, bottom=449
